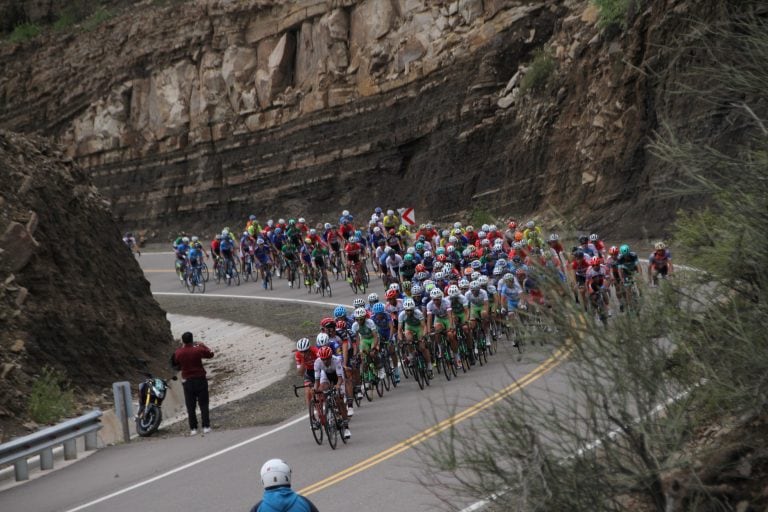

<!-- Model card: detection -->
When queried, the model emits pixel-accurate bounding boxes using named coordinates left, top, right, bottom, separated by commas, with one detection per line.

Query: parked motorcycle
left=136, top=373, right=177, bottom=437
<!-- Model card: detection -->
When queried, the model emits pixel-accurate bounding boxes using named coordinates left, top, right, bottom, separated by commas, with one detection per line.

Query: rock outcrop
left=0, top=0, right=747, bottom=238
left=0, top=130, right=173, bottom=440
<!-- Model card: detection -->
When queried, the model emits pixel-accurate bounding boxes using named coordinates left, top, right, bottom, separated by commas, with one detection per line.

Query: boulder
left=0, top=221, right=39, bottom=272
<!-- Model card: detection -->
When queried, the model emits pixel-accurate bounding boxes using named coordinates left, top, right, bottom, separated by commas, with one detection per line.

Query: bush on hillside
left=28, top=367, right=75, bottom=424
left=520, top=48, right=556, bottom=93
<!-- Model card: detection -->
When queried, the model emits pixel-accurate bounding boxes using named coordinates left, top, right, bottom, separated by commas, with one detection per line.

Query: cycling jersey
left=616, top=252, right=640, bottom=276
left=499, top=280, right=523, bottom=306
left=427, top=298, right=451, bottom=319
left=465, top=289, right=488, bottom=307
left=351, top=318, right=378, bottom=352
left=371, top=313, right=392, bottom=339
left=649, top=249, right=671, bottom=268
left=449, top=295, right=468, bottom=319
left=253, top=245, right=271, bottom=263
left=314, top=354, right=344, bottom=385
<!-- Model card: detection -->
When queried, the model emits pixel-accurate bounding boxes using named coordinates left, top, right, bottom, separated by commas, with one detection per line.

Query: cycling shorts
left=313, top=258, right=326, bottom=269
left=404, top=324, right=423, bottom=339
left=330, top=241, right=341, bottom=252
left=303, top=369, right=316, bottom=384
left=653, top=264, right=669, bottom=276
left=470, top=304, right=485, bottom=320
left=346, top=253, right=360, bottom=263
left=453, top=312, right=466, bottom=325
left=575, top=274, right=586, bottom=285
left=319, top=371, right=339, bottom=386
left=433, top=317, right=451, bottom=330
left=359, top=336, right=376, bottom=353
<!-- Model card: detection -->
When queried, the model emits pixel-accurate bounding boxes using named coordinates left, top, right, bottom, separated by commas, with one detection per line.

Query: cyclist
left=589, top=233, right=606, bottom=258
left=383, top=209, right=400, bottom=231
left=187, top=239, right=205, bottom=279
left=310, top=238, right=330, bottom=292
left=498, top=272, right=523, bottom=346
left=447, top=284, right=471, bottom=365
left=219, top=230, right=238, bottom=277
left=570, top=249, right=590, bottom=308
left=586, top=256, right=609, bottom=320
left=616, top=244, right=642, bottom=312
left=351, top=307, right=382, bottom=382
left=294, top=338, right=319, bottom=413
left=123, top=232, right=140, bottom=256
left=649, top=242, right=673, bottom=286
left=401, top=253, right=417, bottom=282
left=371, top=302, right=400, bottom=383
left=313, top=346, right=351, bottom=439
left=281, top=238, right=300, bottom=287
left=253, top=238, right=273, bottom=289
left=174, top=236, right=190, bottom=282
left=397, top=297, right=430, bottom=375
left=426, top=288, right=458, bottom=372
left=240, top=230, right=255, bottom=274
left=465, top=280, right=490, bottom=349
left=344, top=236, right=364, bottom=283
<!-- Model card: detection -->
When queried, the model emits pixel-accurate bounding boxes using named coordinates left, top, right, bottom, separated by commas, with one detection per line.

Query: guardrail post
left=40, top=447, right=54, bottom=470
left=84, top=431, right=98, bottom=451
left=63, top=439, right=77, bottom=460
left=112, top=381, right=132, bottom=444
left=14, top=459, right=28, bottom=481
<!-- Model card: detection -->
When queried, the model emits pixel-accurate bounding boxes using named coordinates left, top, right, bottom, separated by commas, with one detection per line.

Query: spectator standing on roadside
left=171, top=331, right=214, bottom=436
left=250, top=459, right=319, bottom=512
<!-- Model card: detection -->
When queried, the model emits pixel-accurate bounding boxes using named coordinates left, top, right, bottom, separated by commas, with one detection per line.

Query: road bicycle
left=294, top=384, right=347, bottom=449
left=432, top=330, right=457, bottom=381
left=348, top=260, right=368, bottom=294
left=286, top=258, right=300, bottom=289
left=184, top=264, right=206, bottom=293
left=404, top=338, right=431, bottom=391
left=361, top=350, right=384, bottom=400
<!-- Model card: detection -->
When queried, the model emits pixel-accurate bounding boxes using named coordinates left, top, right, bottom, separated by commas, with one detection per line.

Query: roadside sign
left=398, top=208, right=415, bottom=226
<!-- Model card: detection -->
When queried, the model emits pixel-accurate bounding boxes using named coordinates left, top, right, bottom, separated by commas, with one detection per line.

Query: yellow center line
left=298, top=344, right=572, bottom=496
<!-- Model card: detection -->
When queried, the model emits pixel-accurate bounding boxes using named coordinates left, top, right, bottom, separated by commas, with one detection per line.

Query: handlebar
left=293, top=383, right=310, bottom=398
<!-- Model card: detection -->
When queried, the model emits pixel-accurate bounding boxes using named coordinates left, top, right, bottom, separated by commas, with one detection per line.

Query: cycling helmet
left=512, top=255, right=522, bottom=264
left=417, top=271, right=429, bottom=280
left=619, top=244, right=630, bottom=255
left=470, top=260, right=482, bottom=269
left=429, top=288, right=443, bottom=299
left=497, top=258, right=507, bottom=267
left=461, top=248, right=472, bottom=258
left=257, top=238, right=265, bottom=244
left=446, top=245, right=455, bottom=253
left=415, top=264, right=426, bottom=273
left=514, top=231, right=523, bottom=241
left=608, top=245, right=619, bottom=256
left=182, top=236, right=190, bottom=243
left=404, top=253, right=414, bottom=261
left=267, top=220, right=274, bottom=227
left=355, top=230, right=363, bottom=238
left=481, top=239, right=491, bottom=246
left=274, top=228, right=282, bottom=234
left=415, top=242, right=424, bottom=251
left=424, top=282, right=435, bottom=293
left=191, top=236, right=199, bottom=242
left=333, top=306, right=347, bottom=318
left=463, top=267, right=473, bottom=276
left=351, top=236, right=359, bottom=243
left=493, top=266, right=504, bottom=276
left=526, top=221, right=535, bottom=229
left=466, top=225, right=474, bottom=232
left=343, top=210, right=351, bottom=217
left=574, top=249, right=585, bottom=259
left=318, top=346, right=333, bottom=359
left=335, top=319, right=346, bottom=330
left=508, top=221, right=516, bottom=230
left=367, top=292, right=379, bottom=303
left=458, top=278, right=470, bottom=290
left=385, top=289, right=398, bottom=300
left=478, top=275, right=489, bottom=286
left=296, top=338, right=310, bottom=351
left=549, top=233, right=559, bottom=242
left=298, top=217, right=305, bottom=224
left=503, top=273, right=514, bottom=282
left=478, top=231, right=487, bottom=239
left=249, top=215, right=257, bottom=221
left=321, top=317, right=335, bottom=328
left=443, top=262, right=453, bottom=271
left=590, top=256, right=600, bottom=266
left=436, top=254, right=447, bottom=263
left=402, top=280, right=412, bottom=291
left=589, top=233, right=599, bottom=242
left=215, top=234, right=223, bottom=240
left=242, top=231, right=249, bottom=237
left=471, top=271, right=481, bottom=281
left=655, top=242, right=666, bottom=250
left=287, top=219, right=296, bottom=225
left=579, top=235, right=588, bottom=244
left=481, top=224, right=490, bottom=232
left=424, top=250, right=432, bottom=258
left=403, top=298, right=416, bottom=310
left=385, top=247, right=393, bottom=254
left=441, top=230, right=450, bottom=238
left=435, top=247, right=446, bottom=256
left=315, top=333, right=329, bottom=347
left=469, top=280, right=480, bottom=290
left=304, top=237, right=312, bottom=244
left=494, top=239, right=503, bottom=247
left=489, top=224, right=497, bottom=232
left=488, top=284, right=497, bottom=294
left=425, top=223, right=433, bottom=230
left=324, top=223, right=332, bottom=230
left=516, top=268, right=526, bottom=277
left=354, top=307, right=367, bottom=319
left=261, top=459, right=291, bottom=489
left=353, top=298, right=365, bottom=308
left=278, top=218, right=286, bottom=225
left=372, top=302, right=385, bottom=314
left=387, top=209, right=394, bottom=216
left=434, top=271, right=444, bottom=280
left=375, top=207, right=383, bottom=214
left=448, top=285, right=460, bottom=297
left=412, top=284, right=423, bottom=295
left=125, top=232, right=133, bottom=238
left=373, top=226, right=381, bottom=234
left=309, top=228, right=317, bottom=236
left=389, top=283, right=400, bottom=292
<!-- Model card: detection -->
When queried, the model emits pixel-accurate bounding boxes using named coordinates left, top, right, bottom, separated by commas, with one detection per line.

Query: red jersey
left=339, top=224, right=356, bottom=239
left=295, top=346, right=319, bottom=370
left=211, top=239, right=220, bottom=252
left=487, top=231, right=502, bottom=242
left=465, top=231, right=478, bottom=245
left=345, top=242, right=362, bottom=256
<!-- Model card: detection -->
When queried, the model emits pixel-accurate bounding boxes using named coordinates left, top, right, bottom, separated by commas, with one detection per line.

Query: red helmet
left=389, top=228, right=395, bottom=235
left=464, top=267, right=473, bottom=276
left=515, top=268, right=526, bottom=277
left=608, top=245, right=619, bottom=256
left=436, top=254, right=447, bottom=262
left=320, top=317, right=335, bottom=328
left=335, top=319, right=346, bottom=330
left=508, top=221, right=516, bottom=230
left=385, top=289, right=398, bottom=300
left=415, top=264, right=426, bottom=273
left=590, top=256, right=601, bottom=266
left=318, top=346, right=332, bottom=359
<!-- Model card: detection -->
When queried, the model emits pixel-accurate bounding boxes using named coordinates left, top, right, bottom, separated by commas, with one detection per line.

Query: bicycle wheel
left=319, top=275, right=326, bottom=297
left=233, top=269, right=241, bottom=286
left=353, top=385, right=362, bottom=407
left=363, top=371, right=373, bottom=402
left=376, top=374, right=384, bottom=397
left=309, top=401, right=323, bottom=445
left=324, top=401, right=338, bottom=450
left=381, top=357, right=392, bottom=391
left=197, top=271, right=206, bottom=293
left=423, top=363, right=431, bottom=386
left=243, top=262, right=251, bottom=282
left=201, top=262, right=209, bottom=282
left=349, top=275, right=358, bottom=294
left=412, top=361, right=423, bottom=389
left=448, top=347, right=458, bottom=377
left=441, top=348, right=451, bottom=381
left=268, top=271, right=273, bottom=290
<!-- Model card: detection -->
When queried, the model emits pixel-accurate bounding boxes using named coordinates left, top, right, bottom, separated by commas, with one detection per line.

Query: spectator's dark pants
left=183, top=377, right=210, bottom=429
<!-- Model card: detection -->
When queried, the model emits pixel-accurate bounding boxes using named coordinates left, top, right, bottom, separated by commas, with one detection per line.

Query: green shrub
left=28, top=367, right=75, bottom=424
left=520, top=48, right=556, bottom=93
left=593, top=0, right=632, bottom=29
left=7, top=22, right=40, bottom=43
left=81, top=6, right=114, bottom=32
left=469, top=208, right=496, bottom=227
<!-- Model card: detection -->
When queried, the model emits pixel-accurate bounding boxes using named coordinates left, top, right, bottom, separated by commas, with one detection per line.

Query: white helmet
left=446, top=245, right=455, bottom=253
left=353, top=298, right=365, bottom=308
left=412, top=284, right=423, bottom=295
left=434, top=271, right=444, bottom=280
left=387, top=209, right=394, bottom=216
left=403, top=298, right=416, bottom=310
left=489, top=224, right=497, bottom=232
left=448, top=285, right=460, bottom=297
left=324, top=223, right=332, bottom=230
left=424, top=250, right=432, bottom=258
left=298, top=217, right=306, bottom=224
left=493, top=266, right=504, bottom=276
left=478, top=275, right=489, bottom=286
left=481, top=224, right=490, bottom=232
left=453, top=222, right=462, bottom=229
left=354, top=307, right=367, bottom=319
left=261, top=459, right=291, bottom=488
left=309, top=229, right=316, bottom=236
left=367, top=293, right=379, bottom=303
left=407, top=247, right=416, bottom=254
left=470, top=280, right=480, bottom=290
left=429, top=288, right=443, bottom=299
left=316, top=333, right=329, bottom=347
left=191, top=236, right=199, bottom=242
left=296, top=338, right=310, bottom=351
left=466, top=225, right=474, bottom=232
left=182, top=236, right=190, bottom=243
left=373, top=226, right=381, bottom=234
left=342, top=210, right=350, bottom=217
left=526, top=220, right=535, bottom=229
left=389, top=283, right=400, bottom=292
left=471, top=271, right=481, bottom=281
left=478, top=231, right=487, bottom=239
left=267, top=220, right=274, bottom=227
left=278, top=218, right=285, bottom=225
left=458, top=278, right=470, bottom=290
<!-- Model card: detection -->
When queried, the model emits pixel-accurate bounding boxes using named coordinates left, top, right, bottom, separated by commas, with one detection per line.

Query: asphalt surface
left=0, top=252, right=570, bottom=512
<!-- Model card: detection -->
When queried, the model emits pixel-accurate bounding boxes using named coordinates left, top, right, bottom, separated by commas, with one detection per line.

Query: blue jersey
left=371, top=313, right=392, bottom=339
left=253, top=245, right=271, bottom=263
left=188, top=247, right=203, bottom=264
left=220, top=236, right=235, bottom=251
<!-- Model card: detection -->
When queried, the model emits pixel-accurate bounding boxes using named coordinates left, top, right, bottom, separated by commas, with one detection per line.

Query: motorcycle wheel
left=136, top=405, right=162, bottom=437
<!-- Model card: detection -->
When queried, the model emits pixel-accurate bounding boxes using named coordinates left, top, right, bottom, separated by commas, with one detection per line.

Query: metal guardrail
left=0, top=410, right=102, bottom=481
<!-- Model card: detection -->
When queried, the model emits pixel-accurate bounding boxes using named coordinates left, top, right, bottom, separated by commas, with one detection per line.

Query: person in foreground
left=250, top=459, right=320, bottom=512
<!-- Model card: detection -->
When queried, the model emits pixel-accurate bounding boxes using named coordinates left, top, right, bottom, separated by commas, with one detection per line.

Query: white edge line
left=62, top=414, right=308, bottom=512
left=153, top=292, right=344, bottom=309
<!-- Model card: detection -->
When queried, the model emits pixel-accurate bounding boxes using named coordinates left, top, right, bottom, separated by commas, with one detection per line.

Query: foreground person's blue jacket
left=250, top=485, right=320, bottom=512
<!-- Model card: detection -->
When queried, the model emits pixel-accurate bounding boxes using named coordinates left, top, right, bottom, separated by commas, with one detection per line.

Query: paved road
left=0, top=252, right=570, bottom=512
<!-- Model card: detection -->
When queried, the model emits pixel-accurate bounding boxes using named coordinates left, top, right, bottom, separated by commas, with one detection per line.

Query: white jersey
left=426, top=298, right=451, bottom=318
left=465, top=289, right=489, bottom=307
left=314, top=354, right=345, bottom=385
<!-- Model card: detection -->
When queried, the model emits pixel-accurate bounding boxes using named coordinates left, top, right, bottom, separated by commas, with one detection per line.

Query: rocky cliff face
left=0, top=0, right=738, bottom=238
left=0, top=131, right=173, bottom=440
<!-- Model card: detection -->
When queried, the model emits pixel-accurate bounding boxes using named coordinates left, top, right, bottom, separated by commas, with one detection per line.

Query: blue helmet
left=372, top=303, right=385, bottom=314
left=333, top=306, right=347, bottom=318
